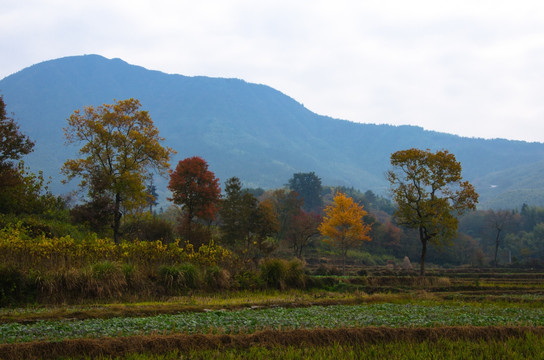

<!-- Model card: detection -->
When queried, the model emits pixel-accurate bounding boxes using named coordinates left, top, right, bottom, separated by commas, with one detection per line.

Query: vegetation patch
left=1, top=326, right=543, bottom=360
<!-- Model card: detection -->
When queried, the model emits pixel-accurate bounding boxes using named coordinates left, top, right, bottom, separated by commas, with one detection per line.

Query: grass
left=81, top=334, right=544, bottom=360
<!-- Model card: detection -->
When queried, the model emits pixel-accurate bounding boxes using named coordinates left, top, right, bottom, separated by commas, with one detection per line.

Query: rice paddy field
left=0, top=268, right=543, bottom=359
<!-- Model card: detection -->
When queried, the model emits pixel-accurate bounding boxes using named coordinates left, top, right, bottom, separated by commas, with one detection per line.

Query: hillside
left=1, top=54, right=544, bottom=209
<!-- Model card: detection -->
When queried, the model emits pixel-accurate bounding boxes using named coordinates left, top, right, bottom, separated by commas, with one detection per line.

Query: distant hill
left=1, top=54, right=544, bottom=209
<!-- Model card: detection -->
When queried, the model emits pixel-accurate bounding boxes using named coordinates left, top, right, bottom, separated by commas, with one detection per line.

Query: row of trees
left=5, top=96, right=543, bottom=276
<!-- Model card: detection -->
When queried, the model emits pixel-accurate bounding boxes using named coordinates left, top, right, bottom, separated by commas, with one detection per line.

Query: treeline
left=1, top=95, right=543, bottom=276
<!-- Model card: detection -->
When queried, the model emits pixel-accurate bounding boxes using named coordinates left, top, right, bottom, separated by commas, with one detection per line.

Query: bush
left=86, top=261, right=127, bottom=299
left=286, top=258, right=306, bottom=288
left=180, top=263, right=201, bottom=289
left=259, top=258, right=288, bottom=290
left=314, top=264, right=342, bottom=276
left=158, top=265, right=185, bottom=293
left=120, top=215, right=175, bottom=243
left=233, top=270, right=262, bottom=291
left=204, top=266, right=231, bottom=290
left=0, top=265, right=34, bottom=306
left=158, top=263, right=201, bottom=293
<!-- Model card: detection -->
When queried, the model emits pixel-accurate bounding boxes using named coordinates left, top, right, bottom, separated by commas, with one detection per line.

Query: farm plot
left=1, top=302, right=544, bottom=344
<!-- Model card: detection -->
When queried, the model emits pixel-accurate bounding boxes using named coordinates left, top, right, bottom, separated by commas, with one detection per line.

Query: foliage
left=319, top=192, right=372, bottom=274
left=219, top=177, right=279, bottom=260
left=485, top=209, right=514, bottom=267
left=2, top=303, right=544, bottom=344
left=288, top=172, right=323, bottom=212
left=168, top=156, right=221, bottom=246
left=120, top=213, right=175, bottom=243
left=285, top=210, right=321, bottom=259
left=0, top=265, right=34, bottom=306
left=388, top=148, right=478, bottom=275
left=0, top=95, right=34, bottom=167
left=62, top=98, right=175, bottom=242
left=266, top=189, right=304, bottom=242
left=259, top=258, right=288, bottom=290
left=0, top=224, right=233, bottom=274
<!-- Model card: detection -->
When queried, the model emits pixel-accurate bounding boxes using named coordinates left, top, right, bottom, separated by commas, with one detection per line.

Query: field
left=0, top=268, right=543, bottom=359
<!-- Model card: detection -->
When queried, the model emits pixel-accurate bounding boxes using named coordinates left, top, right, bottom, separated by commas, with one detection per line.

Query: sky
left=2, top=0, right=544, bottom=142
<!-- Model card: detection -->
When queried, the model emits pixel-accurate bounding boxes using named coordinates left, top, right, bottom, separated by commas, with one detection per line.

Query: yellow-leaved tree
left=387, top=148, right=478, bottom=276
left=62, top=99, right=175, bottom=243
left=318, top=192, right=372, bottom=274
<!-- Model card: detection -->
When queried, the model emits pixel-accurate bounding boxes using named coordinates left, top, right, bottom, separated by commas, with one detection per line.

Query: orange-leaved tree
left=168, top=156, right=221, bottom=246
left=318, top=192, right=372, bottom=274
left=62, top=99, right=175, bottom=243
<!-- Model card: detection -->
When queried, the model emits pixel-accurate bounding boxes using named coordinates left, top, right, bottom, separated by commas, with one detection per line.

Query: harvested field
left=1, top=326, right=543, bottom=360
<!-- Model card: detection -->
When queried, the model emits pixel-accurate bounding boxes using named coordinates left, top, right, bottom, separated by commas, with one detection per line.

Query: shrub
left=233, top=270, right=262, bottom=291
left=204, top=266, right=231, bottom=290
left=158, top=265, right=185, bottom=293
left=314, top=264, right=342, bottom=276
left=180, top=263, right=201, bottom=289
left=0, top=265, right=34, bottom=306
left=158, top=263, right=201, bottom=293
left=259, top=258, right=288, bottom=290
left=120, top=215, right=175, bottom=243
left=86, top=261, right=127, bottom=299
left=286, top=258, right=306, bottom=288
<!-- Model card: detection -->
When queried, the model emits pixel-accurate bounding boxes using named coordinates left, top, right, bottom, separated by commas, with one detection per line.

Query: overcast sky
left=2, top=0, right=544, bottom=142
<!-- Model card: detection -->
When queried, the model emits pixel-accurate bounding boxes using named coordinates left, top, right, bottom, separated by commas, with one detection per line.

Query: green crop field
left=0, top=269, right=543, bottom=360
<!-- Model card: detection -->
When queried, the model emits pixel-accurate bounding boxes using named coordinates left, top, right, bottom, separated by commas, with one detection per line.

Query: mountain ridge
left=1, top=54, right=544, bottom=209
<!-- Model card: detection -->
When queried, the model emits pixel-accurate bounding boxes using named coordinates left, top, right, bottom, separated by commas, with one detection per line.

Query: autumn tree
left=318, top=192, right=372, bottom=274
left=267, top=189, right=304, bottom=241
left=288, top=172, right=323, bottom=212
left=286, top=210, right=321, bottom=259
left=0, top=95, right=34, bottom=169
left=168, top=156, right=221, bottom=246
left=0, top=95, right=60, bottom=214
left=62, top=98, right=175, bottom=243
left=387, top=148, right=478, bottom=276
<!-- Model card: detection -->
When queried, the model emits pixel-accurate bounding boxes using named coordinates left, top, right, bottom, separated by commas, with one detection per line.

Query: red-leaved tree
left=168, top=156, right=221, bottom=245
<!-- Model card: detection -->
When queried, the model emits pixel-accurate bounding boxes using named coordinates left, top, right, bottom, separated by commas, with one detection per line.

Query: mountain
left=1, top=54, right=544, bottom=209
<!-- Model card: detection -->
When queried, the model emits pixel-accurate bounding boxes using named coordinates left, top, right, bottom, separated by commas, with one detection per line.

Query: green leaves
left=2, top=303, right=543, bottom=344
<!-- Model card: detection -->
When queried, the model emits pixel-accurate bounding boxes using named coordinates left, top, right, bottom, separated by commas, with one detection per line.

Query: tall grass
left=56, top=333, right=544, bottom=360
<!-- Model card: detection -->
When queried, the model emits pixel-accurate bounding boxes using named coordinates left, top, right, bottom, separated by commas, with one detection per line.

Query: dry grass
left=1, top=326, right=543, bottom=360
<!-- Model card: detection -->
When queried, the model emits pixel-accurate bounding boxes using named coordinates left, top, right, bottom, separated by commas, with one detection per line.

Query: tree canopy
left=318, top=192, right=372, bottom=274
left=288, top=172, right=323, bottom=212
left=62, top=98, right=175, bottom=243
left=387, top=148, right=478, bottom=276
left=0, top=95, right=34, bottom=167
left=168, top=156, right=221, bottom=245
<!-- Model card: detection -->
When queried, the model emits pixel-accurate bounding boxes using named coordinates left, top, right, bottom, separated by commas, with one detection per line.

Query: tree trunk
left=419, top=227, right=427, bottom=277
left=494, top=229, right=502, bottom=267
left=341, top=239, right=346, bottom=275
left=113, top=192, right=122, bottom=244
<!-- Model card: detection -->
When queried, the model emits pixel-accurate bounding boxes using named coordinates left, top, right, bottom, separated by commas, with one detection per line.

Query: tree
left=0, top=96, right=60, bottom=215
left=288, top=172, right=323, bottom=212
left=146, top=180, right=159, bottom=214
left=219, top=177, right=255, bottom=249
left=387, top=148, right=478, bottom=276
left=286, top=210, right=321, bottom=259
left=0, top=95, right=34, bottom=168
left=62, top=98, right=175, bottom=243
left=318, top=192, right=372, bottom=274
left=485, top=209, right=513, bottom=267
left=267, top=189, right=304, bottom=241
left=168, top=156, right=221, bottom=245
left=219, top=177, right=278, bottom=260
